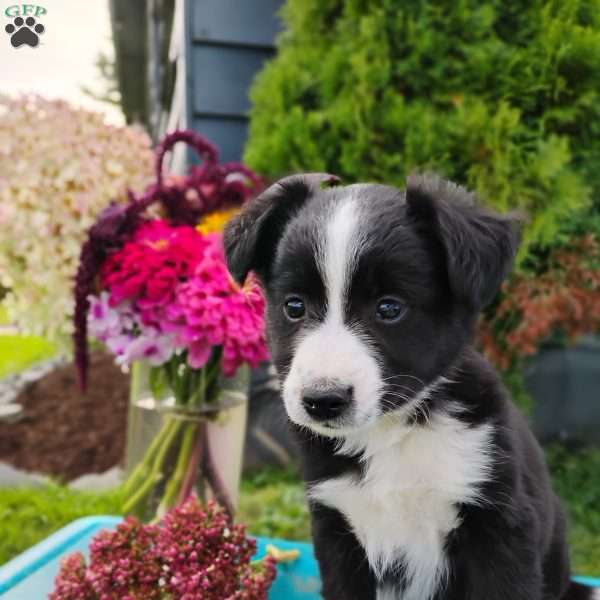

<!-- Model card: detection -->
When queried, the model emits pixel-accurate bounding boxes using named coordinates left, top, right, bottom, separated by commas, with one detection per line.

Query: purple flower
left=87, top=292, right=121, bottom=341
left=88, top=293, right=177, bottom=367
left=119, top=332, right=176, bottom=366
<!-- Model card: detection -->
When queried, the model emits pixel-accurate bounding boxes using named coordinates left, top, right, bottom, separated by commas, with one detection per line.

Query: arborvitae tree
left=245, top=0, right=600, bottom=257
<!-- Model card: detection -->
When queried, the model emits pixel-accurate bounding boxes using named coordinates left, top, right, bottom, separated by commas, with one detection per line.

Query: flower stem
left=203, top=434, right=234, bottom=518
left=124, top=351, right=232, bottom=520
left=122, top=417, right=177, bottom=498
left=122, top=471, right=163, bottom=517
left=153, top=367, right=219, bottom=513
left=189, top=357, right=221, bottom=407
left=157, top=421, right=198, bottom=516
left=177, top=422, right=206, bottom=505
left=122, top=416, right=183, bottom=516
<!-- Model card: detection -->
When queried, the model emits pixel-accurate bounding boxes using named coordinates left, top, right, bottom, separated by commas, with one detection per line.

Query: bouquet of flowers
left=50, top=496, right=278, bottom=600
left=74, top=131, right=268, bottom=519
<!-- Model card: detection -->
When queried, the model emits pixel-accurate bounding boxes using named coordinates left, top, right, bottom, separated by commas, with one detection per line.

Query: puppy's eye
left=284, top=297, right=306, bottom=320
left=376, top=297, right=407, bottom=323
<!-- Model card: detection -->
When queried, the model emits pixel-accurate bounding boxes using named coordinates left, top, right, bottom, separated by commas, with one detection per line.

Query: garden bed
left=0, top=353, right=129, bottom=481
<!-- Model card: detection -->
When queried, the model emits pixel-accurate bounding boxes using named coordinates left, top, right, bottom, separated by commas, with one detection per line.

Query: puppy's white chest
left=311, top=471, right=458, bottom=600
left=309, top=415, right=493, bottom=600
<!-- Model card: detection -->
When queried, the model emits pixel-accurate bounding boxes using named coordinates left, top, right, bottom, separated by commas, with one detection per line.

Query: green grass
left=547, top=444, right=600, bottom=576
left=0, top=334, right=57, bottom=379
left=239, top=466, right=311, bottom=541
left=0, top=303, right=57, bottom=379
left=0, top=470, right=311, bottom=567
left=0, top=485, right=123, bottom=565
left=0, top=454, right=598, bottom=577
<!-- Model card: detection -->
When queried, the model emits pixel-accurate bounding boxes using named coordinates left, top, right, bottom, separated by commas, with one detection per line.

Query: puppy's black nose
left=301, top=386, right=353, bottom=421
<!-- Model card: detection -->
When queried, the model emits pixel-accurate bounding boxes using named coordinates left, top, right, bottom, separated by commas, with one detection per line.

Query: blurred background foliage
left=0, top=95, right=154, bottom=349
left=247, top=0, right=600, bottom=252
left=246, top=0, right=600, bottom=381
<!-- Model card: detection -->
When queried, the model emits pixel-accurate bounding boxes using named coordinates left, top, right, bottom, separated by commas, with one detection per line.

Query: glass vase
left=124, top=361, right=248, bottom=521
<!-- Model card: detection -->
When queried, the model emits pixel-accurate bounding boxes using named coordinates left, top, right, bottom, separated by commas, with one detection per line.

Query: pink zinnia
left=168, top=233, right=269, bottom=375
left=101, top=220, right=208, bottom=325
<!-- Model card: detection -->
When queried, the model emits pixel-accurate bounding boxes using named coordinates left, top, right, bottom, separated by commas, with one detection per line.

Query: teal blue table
left=0, top=517, right=598, bottom=599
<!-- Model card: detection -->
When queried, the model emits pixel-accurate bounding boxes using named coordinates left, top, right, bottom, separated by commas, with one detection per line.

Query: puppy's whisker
left=380, top=373, right=426, bottom=386
left=382, top=391, right=412, bottom=402
left=381, top=382, right=412, bottom=393
left=384, top=383, right=417, bottom=395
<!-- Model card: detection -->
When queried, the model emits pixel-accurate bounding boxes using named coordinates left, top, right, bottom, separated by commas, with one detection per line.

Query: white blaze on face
left=282, top=196, right=383, bottom=433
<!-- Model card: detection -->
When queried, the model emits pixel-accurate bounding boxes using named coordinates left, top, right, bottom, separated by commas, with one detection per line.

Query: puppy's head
left=225, top=173, right=519, bottom=436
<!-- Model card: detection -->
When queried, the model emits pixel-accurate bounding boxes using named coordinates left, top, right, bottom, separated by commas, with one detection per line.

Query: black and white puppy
left=225, top=173, right=598, bottom=600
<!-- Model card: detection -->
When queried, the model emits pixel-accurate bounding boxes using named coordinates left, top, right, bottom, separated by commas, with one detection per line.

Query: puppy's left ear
left=406, top=174, right=521, bottom=309
left=224, top=173, right=340, bottom=285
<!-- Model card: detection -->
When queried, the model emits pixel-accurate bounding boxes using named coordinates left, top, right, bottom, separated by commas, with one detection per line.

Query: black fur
left=225, top=174, right=596, bottom=600
left=224, top=172, right=339, bottom=284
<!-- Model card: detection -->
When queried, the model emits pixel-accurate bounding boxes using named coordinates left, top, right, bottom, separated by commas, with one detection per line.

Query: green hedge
left=246, top=0, right=600, bottom=258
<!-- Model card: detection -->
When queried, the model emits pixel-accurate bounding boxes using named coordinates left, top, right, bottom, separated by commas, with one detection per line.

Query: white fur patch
left=376, top=585, right=399, bottom=600
left=318, top=196, right=365, bottom=323
left=282, top=195, right=383, bottom=431
left=309, top=410, right=494, bottom=600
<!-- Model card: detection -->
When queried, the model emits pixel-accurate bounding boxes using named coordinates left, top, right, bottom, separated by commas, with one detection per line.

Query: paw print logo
left=5, top=16, right=45, bottom=48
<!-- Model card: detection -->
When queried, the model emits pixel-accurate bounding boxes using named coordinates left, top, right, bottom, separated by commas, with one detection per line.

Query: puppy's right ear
left=224, top=173, right=340, bottom=285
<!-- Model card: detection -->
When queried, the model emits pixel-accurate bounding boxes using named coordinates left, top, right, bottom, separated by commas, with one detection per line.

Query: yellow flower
left=197, top=206, right=241, bottom=234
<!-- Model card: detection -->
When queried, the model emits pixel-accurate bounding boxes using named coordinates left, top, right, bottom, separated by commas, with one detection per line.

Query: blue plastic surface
left=0, top=516, right=598, bottom=599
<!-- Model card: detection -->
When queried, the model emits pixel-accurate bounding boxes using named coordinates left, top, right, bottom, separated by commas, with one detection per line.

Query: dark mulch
left=0, top=353, right=129, bottom=482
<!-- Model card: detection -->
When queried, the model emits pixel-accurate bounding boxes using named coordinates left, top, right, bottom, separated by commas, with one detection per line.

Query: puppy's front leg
left=463, top=558, right=543, bottom=600
left=457, top=512, right=545, bottom=600
left=311, top=503, right=376, bottom=600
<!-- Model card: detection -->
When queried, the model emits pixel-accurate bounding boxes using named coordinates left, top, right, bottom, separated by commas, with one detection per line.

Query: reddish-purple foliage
left=50, top=497, right=277, bottom=600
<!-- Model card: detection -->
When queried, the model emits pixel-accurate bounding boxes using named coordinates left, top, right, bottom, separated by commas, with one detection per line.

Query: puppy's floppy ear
left=224, top=173, right=340, bottom=285
left=406, top=174, right=521, bottom=309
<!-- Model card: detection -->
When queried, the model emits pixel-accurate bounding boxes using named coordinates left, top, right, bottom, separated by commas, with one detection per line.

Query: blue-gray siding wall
left=187, top=0, right=283, bottom=163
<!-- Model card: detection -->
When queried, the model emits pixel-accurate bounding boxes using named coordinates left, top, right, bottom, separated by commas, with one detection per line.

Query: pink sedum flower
left=49, top=553, right=95, bottom=600
left=50, top=497, right=277, bottom=600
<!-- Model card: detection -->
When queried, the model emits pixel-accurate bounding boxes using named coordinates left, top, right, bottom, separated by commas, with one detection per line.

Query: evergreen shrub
left=246, top=0, right=600, bottom=258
